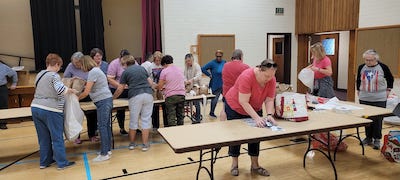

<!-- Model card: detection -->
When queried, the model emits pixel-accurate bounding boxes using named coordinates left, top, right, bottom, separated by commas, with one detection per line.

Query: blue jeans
left=31, top=107, right=70, bottom=168
left=94, top=97, right=113, bottom=155
left=210, top=88, right=222, bottom=116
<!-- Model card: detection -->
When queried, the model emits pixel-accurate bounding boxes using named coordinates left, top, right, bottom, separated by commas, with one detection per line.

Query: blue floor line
left=83, top=153, right=92, bottom=180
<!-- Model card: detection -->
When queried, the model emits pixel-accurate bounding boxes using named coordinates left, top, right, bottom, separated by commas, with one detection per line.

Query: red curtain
left=142, top=0, right=162, bottom=63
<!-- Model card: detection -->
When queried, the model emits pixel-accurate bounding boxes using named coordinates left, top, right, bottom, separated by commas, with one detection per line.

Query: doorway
left=267, top=33, right=292, bottom=84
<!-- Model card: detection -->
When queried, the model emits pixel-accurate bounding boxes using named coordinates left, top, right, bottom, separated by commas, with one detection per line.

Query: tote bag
left=275, top=92, right=308, bottom=122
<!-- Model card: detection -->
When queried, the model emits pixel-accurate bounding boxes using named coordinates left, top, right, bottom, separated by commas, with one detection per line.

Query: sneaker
left=128, top=143, right=136, bottom=150
left=360, top=138, right=372, bottom=145
left=97, top=151, right=112, bottom=156
left=373, top=139, right=381, bottom=150
left=209, top=114, right=217, bottom=119
left=74, top=138, right=82, bottom=144
left=142, top=144, right=150, bottom=151
left=57, top=161, right=76, bottom=170
left=120, top=129, right=128, bottom=136
left=93, top=154, right=110, bottom=162
left=137, top=129, right=142, bottom=134
left=90, top=136, right=100, bottom=142
left=39, top=160, right=56, bottom=169
left=0, top=123, right=8, bottom=130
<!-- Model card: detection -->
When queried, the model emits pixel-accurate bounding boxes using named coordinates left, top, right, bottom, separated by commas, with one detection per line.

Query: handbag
left=381, top=130, right=400, bottom=163
left=275, top=92, right=308, bottom=122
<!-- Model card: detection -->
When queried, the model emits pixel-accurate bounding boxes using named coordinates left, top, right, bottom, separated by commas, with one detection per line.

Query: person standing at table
left=357, top=49, right=394, bottom=150
left=149, top=51, right=168, bottom=128
left=201, top=50, right=226, bottom=118
left=113, top=55, right=154, bottom=151
left=107, top=49, right=133, bottom=136
left=224, top=59, right=277, bottom=177
left=79, top=55, right=113, bottom=162
left=31, top=53, right=76, bottom=169
left=307, top=42, right=335, bottom=98
left=0, top=61, right=18, bottom=129
left=220, top=49, right=249, bottom=121
left=183, top=53, right=203, bottom=123
left=64, top=52, right=99, bottom=144
left=158, top=55, right=186, bottom=126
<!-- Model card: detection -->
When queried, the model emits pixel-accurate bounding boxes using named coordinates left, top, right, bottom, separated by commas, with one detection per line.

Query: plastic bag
left=298, top=68, right=314, bottom=90
left=312, top=132, right=348, bottom=152
left=64, top=93, right=84, bottom=141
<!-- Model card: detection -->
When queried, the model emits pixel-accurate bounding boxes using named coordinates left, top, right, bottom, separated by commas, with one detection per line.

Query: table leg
left=196, top=148, right=220, bottom=180
left=334, top=127, right=364, bottom=161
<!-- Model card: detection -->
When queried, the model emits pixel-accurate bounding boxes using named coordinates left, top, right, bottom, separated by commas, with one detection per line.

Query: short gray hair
left=71, top=51, right=84, bottom=61
left=362, top=49, right=379, bottom=61
left=231, top=49, right=243, bottom=60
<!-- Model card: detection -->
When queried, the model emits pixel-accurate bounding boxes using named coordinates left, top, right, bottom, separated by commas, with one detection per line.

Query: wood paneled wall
left=296, top=0, right=359, bottom=34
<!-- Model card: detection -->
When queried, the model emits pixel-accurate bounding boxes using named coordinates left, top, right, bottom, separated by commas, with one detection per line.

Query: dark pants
left=152, top=104, right=168, bottom=128
left=80, top=96, right=97, bottom=138
left=0, top=85, right=8, bottom=126
left=359, top=100, right=386, bottom=139
left=225, top=101, right=262, bottom=157
left=165, top=95, right=185, bottom=126
left=110, top=88, right=128, bottom=130
left=210, top=88, right=222, bottom=116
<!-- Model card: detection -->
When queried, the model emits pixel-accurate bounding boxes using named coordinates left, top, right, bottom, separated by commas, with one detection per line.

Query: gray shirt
left=31, top=71, right=67, bottom=112
left=87, top=67, right=112, bottom=102
left=120, top=65, right=153, bottom=99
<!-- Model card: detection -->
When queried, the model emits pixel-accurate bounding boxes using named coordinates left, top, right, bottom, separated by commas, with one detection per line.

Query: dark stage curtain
left=79, top=0, right=106, bottom=60
left=142, top=0, right=162, bottom=62
left=30, top=0, right=77, bottom=71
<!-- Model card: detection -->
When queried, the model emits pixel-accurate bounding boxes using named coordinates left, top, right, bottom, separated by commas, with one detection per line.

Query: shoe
left=0, top=123, right=8, bottom=130
left=137, top=129, right=142, bottom=134
left=209, top=114, right=217, bottom=119
left=142, top=144, right=150, bottom=151
left=57, top=161, right=76, bottom=170
left=39, top=160, right=56, bottom=169
left=97, top=151, right=112, bottom=156
left=230, top=166, right=239, bottom=176
left=120, top=129, right=128, bottom=136
left=373, top=139, right=381, bottom=150
left=74, top=138, right=82, bottom=144
left=93, top=155, right=110, bottom=162
left=250, top=167, right=270, bottom=176
left=128, top=143, right=136, bottom=150
left=90, top=136, right=100, bottom=142
left=360, top=137, right=372, bottom=145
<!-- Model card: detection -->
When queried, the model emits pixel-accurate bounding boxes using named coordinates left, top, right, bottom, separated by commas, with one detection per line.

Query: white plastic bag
left=298, top=68, right=314, bottom=90
left=64, top=93, right=84, bottom=141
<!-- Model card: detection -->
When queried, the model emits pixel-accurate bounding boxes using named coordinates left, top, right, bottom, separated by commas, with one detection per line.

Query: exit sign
left=275, top=7, right=284, bottom=15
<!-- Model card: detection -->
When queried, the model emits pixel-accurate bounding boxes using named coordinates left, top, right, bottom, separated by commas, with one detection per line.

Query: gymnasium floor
left=1, top=102, right=399, bottom=180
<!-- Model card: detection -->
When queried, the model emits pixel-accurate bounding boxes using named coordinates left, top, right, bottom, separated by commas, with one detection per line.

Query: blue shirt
left=0, top=63, right=18, bottom=86
left=201, top=59, right=226, bottom=91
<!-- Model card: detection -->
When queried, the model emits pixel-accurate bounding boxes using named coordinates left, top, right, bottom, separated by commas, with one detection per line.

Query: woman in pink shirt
left=224, top=59, right=277, bottom=177
left=157, top=55, right=186, bottom=126
left=307, top=42, right=335, bottom=98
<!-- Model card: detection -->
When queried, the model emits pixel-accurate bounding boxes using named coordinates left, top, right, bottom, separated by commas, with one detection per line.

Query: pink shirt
left=312, top=56, right=331, bottom=79
left=225, top=68, right=276, bottom=115
left=107, top=58, right=125, bottom=88
left=222, top=60, right=250, bottom=96
left=159, top=65, right=186, bottom=98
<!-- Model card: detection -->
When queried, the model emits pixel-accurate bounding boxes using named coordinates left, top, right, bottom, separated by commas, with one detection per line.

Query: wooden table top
left=158, top=110, right=372, bottom=153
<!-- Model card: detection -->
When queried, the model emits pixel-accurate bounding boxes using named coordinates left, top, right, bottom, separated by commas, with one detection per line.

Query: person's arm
left=107, top=75, right=120, bottom=88
left=201, top=61, right=212, bottom=77
left=238, top=92, right=265, bottom=128
left=192, top=63, right=203, bottom=83
left=79, top=81, right=94, bottom=100
left=380, top=62, right=394, bottom=97
left=264, top=97, right=276, bottom=125
left=7, top=68, right=18, bottom=90
left=157, top=79, right=165, bottom=91
left=311, top=65, right=332, bottom=76
left=113, top=83, right=125, bottom=99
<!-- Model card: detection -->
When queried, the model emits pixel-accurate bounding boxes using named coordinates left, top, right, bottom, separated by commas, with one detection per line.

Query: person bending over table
left=31, top=53, right=77, bottom=170
left=224, top=59, right=277, bottom=177
left=0, top=60, right=17, bottom=129
left=114, top=55, right=154, bottom=151
left=79, top=55, right=113, bottom=162
left=357, top=49, right=394, bottom=150
left=157, top=55, right=186, bottom=126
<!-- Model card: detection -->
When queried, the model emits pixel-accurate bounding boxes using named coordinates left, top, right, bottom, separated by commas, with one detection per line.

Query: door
left=273, top=38, right=284, bottom=83
left=319, top=34, right=339, bottom=90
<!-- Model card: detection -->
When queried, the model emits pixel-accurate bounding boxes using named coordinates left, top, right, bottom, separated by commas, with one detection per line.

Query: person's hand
left=254, top=117, right=266, bottom=128
left=10, top=85, right=17, bottom=90
left=265, top=115, right=277, bottom=126
left=185, top=80, right=192, bottom=85
left=310, top=66, right=319, bottom=72
left=69, top=88, right=78, bottom=94
left=152, top=83, right=158, bottom=90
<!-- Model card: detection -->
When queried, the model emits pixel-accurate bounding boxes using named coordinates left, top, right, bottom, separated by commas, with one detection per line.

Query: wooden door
left=273, top=38, right=284, bottom=83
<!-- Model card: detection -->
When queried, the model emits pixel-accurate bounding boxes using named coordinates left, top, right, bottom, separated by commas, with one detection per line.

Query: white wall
left=359, top=0, right=400, bottom=28
left=161, top=0, right=297, bottom=87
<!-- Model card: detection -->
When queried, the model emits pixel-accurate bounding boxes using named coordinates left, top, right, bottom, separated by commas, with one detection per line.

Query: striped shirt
left=31, top=70, right=68, bottom=113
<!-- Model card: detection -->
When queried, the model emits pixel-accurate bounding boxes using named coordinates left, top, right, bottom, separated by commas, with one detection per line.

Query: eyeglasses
left=261, top=63, right=277, bottom=68
left=216, top=56, right=222, bottom=58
